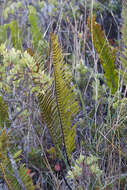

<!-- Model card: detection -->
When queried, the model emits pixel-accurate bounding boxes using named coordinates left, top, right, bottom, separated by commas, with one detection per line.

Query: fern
left=38, top=88, right=62, bottom=156
left=0, top=129, right=35, bottom=190
left=38, top=34, right=79, bottom=161
left=50, top=33, right=79, bottom=161
left=88, top=15, right=118, bottom=94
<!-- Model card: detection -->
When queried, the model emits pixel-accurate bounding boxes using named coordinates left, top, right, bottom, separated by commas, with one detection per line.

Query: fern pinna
left=50, top=33, right=79, bottom=161
left=88, top=15, right=118, bottom=94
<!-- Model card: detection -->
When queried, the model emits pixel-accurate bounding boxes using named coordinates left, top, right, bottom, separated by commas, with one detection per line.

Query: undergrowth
left=0, top=0, right=127, bottom=190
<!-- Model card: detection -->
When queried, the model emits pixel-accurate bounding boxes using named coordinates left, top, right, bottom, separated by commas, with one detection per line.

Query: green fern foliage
left=88, top=15, right=118, bottom=94
left=1, top=162, right=35, bottom=190
left=0, top=129, right=35, bottom=190
left=4, top=163, right=35, bottom=190
left=50, top=33, right=79, bottom=160
left=38, top=89, right=62, bottom=155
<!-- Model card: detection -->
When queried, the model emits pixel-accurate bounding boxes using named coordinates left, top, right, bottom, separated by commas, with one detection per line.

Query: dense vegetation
left=0, top=0, right=127, bottom=189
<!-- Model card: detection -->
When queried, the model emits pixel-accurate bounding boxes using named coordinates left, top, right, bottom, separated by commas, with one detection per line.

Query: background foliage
left=0, top=0, right=127, bottom=190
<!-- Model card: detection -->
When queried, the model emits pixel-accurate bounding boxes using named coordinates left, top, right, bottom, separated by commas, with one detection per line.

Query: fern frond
left=50, top=33, right=79, bottom=161
left=0, top=129, right=35, bottom=190
left=88, top=15, right=118, bottom=94
left=38, top=88, right=62, bottom=155
left=2, top=161, right=35, bottom=190
left=5, top=161, right=35, bottom=190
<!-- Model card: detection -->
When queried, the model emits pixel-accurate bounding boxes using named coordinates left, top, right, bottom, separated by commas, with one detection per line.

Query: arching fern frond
left=38, top=88, right=62, bottom=156
left=50, top=33, right=79, bottom=161
left=88, top=15, right=118, bottom=94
